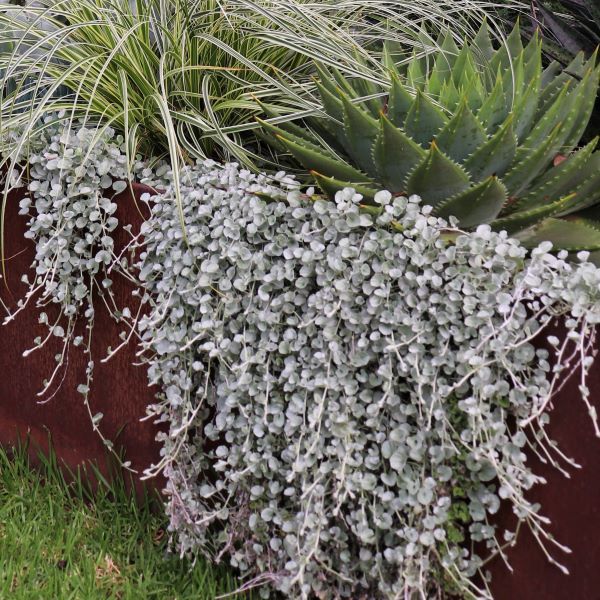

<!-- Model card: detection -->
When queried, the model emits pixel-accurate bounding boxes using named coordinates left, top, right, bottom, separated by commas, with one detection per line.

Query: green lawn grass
left=0, top=444, right=251, bottom=599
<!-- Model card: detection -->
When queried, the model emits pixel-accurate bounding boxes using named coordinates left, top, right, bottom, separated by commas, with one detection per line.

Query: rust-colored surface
left=0, top=183, right=164, bottom=493
left=487, top=324, right=600, bottom=599
left=3, top=181, right=600, bottom=593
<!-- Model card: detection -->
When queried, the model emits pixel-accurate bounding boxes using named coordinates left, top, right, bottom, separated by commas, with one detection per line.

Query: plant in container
left=258, top=22, right=600, bottom=256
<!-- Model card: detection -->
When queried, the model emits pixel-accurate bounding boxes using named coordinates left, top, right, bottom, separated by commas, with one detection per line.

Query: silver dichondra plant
left=1, top=117, right=160, bottom=460
left=5, top=119, right=600, bottom=598
left=135, top=164, right=600, bottom=599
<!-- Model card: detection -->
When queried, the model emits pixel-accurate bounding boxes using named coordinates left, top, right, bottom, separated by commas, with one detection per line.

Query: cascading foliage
left=137, top=176, right=600, bottom=600
left=7, top=120, right=600, bottom=600
left=258, top=22, right=600, bottom=254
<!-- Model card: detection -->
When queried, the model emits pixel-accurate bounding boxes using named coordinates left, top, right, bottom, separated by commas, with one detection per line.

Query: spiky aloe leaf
left=500, top=50, right=526, bottom=106
left=277, top=134, right=373, bottom=184
left=523, top=32, right=543, bottom=76
left=407, top=50, right=427, bottom=91
left=541, top=60, right=563, bottom=88
left=257, top=117, right=337, bottom=158
left=510, top=36, right=543, bottom=141
left=555, top=154, right=600, bottom=215
left=451, top=45, right=476, bottom=88
left=513, top=138, right=599, bottom=211
left=311, top=171, right=378, bottom=202
left=516, top=217, right=600, bottom=251
left=324, top=65, right=359, bottom=100
left=463, top=115, right=517, bottom=181
left=537, top=51, right=587, bottom=115
left=373, top=113, right=426, bottom=192
left=436, top=99, right=487, bottom=163
left=458, top=69, right=486, bottom=113
left=558, top=50, right=589, bottom=79
left=472, top=19, right=495, bottom=65
left=490, top=20, right=525, bottom=74
left=476, top=72, right=510, bottom=133
left=502, top=122, right=566, bottom=196
left=404, top=89, right=449, bottom=147
left=524, top=58, right=598, bottom=155
left=505, top=18, right=526, bottom=60
left=254, top=106, right=319, bottom=146
left=511, top=64, right=541, bottom=141
left=428, top=31, right=460, bottom=96
left=387, top=75, right=413, bottom=128
left=557, top=176, right=600, bottom=216
left=515, top=82, right=577, bottom=171
left=382, top=43, right=401, bottom=79
left=314, top=63, right=341, bottom=97
left=341, top=94, right=379, bottom=178
left=438, top=77, right=461, bottom=114
left=493, top=192, right=580, bottom=234
left=255, top=22, right=600, bottom=255
left=434, top=176, right=507, bottom=227
left=352, top=75, right=385, bottom=118
left=439, top=30, right=460, bottom=66
left=520, top=80, right=572, bottom=152
left=315, top=79, right=345, bottom=123
left=310, top=77, right=354, bottom=152
left=562, top=60, right=600, bottom=150
left=405, top=142, right=470, bottom=206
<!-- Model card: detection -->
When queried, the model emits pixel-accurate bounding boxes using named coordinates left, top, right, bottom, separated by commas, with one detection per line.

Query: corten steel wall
left=0, top=183, right=163, bottom=491
left=2, top=181, right=600, bottom=594
left=486, top=323, right=600, bottom=599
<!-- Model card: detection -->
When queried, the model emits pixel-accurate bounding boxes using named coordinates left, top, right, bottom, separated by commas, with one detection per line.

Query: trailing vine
left=135, top=172, right=600, bottom=598
left=4, top=120, right=600, bottom=598
left=2, top=117, right=163, bottom=466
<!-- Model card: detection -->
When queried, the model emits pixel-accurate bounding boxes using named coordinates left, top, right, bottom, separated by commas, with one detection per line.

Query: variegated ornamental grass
left=0, top=0, right=522, bottom=172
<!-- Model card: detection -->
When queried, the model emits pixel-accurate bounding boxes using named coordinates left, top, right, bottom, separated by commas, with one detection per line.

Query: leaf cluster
left=135, top=157, right=600, bottom=598
left=259, top=21, right=600, bottom=257
left=0, top=0, right=515, bottom=174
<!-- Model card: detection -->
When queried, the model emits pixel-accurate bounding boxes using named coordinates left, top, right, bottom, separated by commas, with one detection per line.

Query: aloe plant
left=514, top=0, right=600, bottom=143
left=258, top=22, right=600, bottom=253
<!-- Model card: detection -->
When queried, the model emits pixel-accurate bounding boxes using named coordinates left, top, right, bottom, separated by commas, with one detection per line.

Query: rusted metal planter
left=486, top=336, right=600, bottom=600
left=2, top=181, right=600, bottom=595
left=0, top=183, right=162, bottom=490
